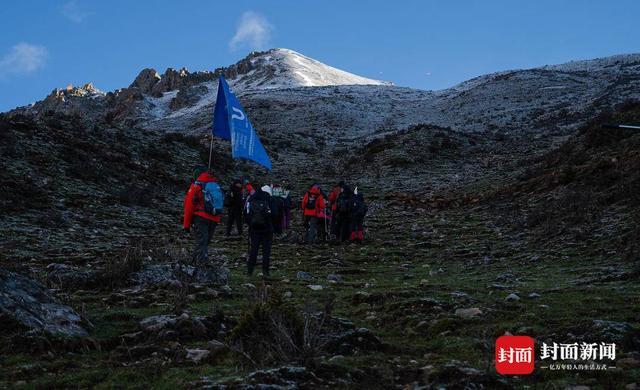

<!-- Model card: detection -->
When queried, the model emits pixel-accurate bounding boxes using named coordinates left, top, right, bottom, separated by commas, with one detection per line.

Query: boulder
left=185, top=348, right=210, bottom=364
left=296, top=271, right=314, bottom=280
left=137, top=312, right=224, bottom=342
left=0, top=269, right=89, bottom=337
left=455, top=308, right=483, bottom=319
left=505, top=293, right=520, bottom=302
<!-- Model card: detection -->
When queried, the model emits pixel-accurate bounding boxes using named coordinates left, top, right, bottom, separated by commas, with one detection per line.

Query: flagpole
left=207, top=134, right=214, bottom=170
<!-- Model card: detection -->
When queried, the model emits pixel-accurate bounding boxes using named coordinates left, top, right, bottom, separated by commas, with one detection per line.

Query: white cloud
left=229, top=11, right=273, bottom=51
left=0, top=43, right=48, bottom=79
left=61, top=0, right=93, bottom=23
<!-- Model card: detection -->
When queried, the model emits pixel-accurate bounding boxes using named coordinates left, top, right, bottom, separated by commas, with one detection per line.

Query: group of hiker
left=224, top=178, right=293, bottom=239
left=182, top=167, right=368, bottom=277
left=301, top=181, right=367, bottom=244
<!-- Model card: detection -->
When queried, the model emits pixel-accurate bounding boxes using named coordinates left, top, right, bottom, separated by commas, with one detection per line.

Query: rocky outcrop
left=0, top=269, right=89, bottom=337
left=149, top=68, right=189, bottom=97
left=169, top=84, right=208, bottom=110
left=129, top=68, right=161, bottom=94
left=33, top=83, right=106, bottom=121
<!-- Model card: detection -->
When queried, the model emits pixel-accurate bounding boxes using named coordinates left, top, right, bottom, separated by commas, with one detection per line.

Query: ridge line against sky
left=1, top=0, right=639, bottom=111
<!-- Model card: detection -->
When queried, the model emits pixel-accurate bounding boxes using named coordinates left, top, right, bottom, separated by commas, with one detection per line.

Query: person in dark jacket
left=328, top=181, right=345, bottom=238
left=183, top=167, right=222, bottom=264
left=349, top=188, right=368, bottom=242
left=334, top=185, right=353, bottom=242
left=245, top=185, right=275, bottom=277
left=226, top=179, right=244, bottom=236
left=270, top=185, right=284, bottom=236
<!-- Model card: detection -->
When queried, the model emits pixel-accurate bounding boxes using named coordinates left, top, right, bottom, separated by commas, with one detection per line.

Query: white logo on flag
left=231, top=106, right=245, bottom=121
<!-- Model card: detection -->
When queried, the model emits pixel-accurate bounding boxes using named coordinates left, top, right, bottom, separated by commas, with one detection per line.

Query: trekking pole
left=247, top=227, right=251, bottom=259
left=324, top=206, right=328, bottom=241
left=207, top=134, right=214, bottom=170
left=602, top=124, right=640, bottom=130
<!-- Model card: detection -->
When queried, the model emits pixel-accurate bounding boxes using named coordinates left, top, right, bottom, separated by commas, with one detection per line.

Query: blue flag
left=212, top=75, right=272, bottom=170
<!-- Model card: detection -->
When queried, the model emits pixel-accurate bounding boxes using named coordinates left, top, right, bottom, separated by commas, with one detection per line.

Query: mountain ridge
left=5, top=50, right=640, bottom=157
left=8, top=49, right=640, bottom=115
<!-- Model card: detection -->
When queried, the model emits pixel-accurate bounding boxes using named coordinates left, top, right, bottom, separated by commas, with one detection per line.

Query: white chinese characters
left=540, top=342, right=616, bottom=361
left=497, top=347, right=533, bottom=364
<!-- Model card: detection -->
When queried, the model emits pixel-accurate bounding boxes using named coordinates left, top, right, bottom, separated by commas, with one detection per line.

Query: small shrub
left=229, top=294, right=335, bottom=366
left=99, top=240, right=146, bottom=289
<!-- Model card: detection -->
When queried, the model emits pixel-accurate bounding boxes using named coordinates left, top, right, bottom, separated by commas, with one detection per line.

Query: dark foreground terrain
left=1, top=103, right=639, bottom=389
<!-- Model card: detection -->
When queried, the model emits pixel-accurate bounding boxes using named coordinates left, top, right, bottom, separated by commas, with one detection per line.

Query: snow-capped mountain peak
left=222, top=48, right=391, bottom=90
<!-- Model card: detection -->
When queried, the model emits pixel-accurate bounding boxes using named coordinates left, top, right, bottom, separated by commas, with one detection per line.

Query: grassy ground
left=2, top=200, right=638, bottom=388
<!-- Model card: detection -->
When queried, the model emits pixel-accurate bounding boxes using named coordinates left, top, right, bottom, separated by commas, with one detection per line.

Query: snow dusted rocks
left=137, top=312, right=227, bottom=342
left=185, top=348, right=210, bottom=364
left=130, top=263, right=229, bottom=287
left=0, top=269, right=89, bottom=337
left=14, top=48, right=640, bottom=149
left=220, top=48, right=390, bottom=90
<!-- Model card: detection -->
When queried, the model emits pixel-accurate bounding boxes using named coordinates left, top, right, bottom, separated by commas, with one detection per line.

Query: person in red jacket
left=301, top=184, right=327, bottom=243
left=183, top=168, right=222, bottom=264
left=328, top=181, right=345, bottom=238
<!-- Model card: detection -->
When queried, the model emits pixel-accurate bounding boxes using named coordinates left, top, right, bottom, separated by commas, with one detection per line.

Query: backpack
left=197, top=181, right=224, bottom=215
left=249, top=197, right=271, bottom=227
left=350, top=195, right=367, bottom=218
left=337, top=194, right=350, bottom=214
left=305, top=194, right=317, bottom=210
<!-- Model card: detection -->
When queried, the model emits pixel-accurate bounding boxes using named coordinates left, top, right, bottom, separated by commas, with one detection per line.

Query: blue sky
left=1, top=0, right=639, bottom=111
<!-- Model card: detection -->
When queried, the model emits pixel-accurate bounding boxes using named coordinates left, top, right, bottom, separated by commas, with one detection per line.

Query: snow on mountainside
left=227, top=48, right=391, bottom=90
left=542, top=53, right=640, bottom=72
left=9, top=49, right=640, bottom=148
left=137, top=51, right=640, bottom=139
